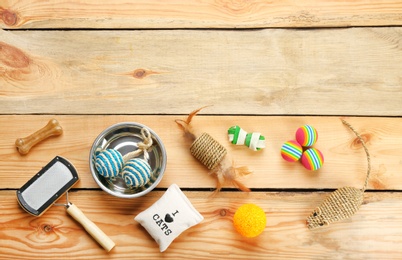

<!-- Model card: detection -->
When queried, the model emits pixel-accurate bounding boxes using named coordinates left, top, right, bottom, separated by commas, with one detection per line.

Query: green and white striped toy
left=228, top=125, right=265, bottom=151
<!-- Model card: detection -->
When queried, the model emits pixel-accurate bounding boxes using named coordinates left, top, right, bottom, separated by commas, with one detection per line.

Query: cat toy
left=233, top=203, right=266, bottom=238
left=306, top=119, right=371, bottom=229
left=227, top=125, right=265, bottom=151
left=94, top=127, right=154, bottom=189
left=280, top=125, right=324, bottom=171
left=175, top=107, right=251, bottom=193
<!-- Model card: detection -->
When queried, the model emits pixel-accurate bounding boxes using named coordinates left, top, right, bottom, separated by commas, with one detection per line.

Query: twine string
left=123, top=127, right=153, bottom=162
left=341, top=119, right=371, bottom=191
left=307, top=120, right=372, bottom=229
left=190, top=132, right=227, bottom=170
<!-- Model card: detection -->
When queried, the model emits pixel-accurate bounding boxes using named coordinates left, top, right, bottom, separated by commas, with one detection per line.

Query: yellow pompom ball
left=233, top=203, right=266, bottom=238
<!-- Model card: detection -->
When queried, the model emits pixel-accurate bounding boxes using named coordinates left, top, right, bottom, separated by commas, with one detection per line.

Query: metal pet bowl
left=89, top=122, right=167, bottom=198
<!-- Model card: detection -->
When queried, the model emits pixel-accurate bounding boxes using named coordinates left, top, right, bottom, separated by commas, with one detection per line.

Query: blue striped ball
left=95, top=149, right=124, bottom=178
left=122, top=158, right=152, bottom=188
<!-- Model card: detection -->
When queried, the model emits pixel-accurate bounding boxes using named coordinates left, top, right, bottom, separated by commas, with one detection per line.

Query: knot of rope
left=123, top=127, right=153, bottom=162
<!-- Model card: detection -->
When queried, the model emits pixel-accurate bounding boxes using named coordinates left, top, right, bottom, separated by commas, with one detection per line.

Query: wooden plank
left=1, top=28, right=402, bottom=116
left=1, top=190, right=401, bottom=259
left=2, top=0, right=402, bottom=29
left=1, top=115, right=401, bottom=190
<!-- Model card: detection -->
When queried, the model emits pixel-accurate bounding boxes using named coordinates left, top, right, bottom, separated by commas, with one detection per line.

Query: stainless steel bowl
left=89, top=122, right=167, bottom=198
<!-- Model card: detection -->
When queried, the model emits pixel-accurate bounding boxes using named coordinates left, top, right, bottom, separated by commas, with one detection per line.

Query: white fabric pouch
left=134, top=183, right=204, bottom=252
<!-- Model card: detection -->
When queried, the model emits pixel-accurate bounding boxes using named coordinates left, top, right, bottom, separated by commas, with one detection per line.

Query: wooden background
left=1, top=1, right=402, bottom=259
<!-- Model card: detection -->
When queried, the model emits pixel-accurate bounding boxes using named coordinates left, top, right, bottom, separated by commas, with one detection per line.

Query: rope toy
left=190, top=132, right=227, bottom=170
left=306, top=119, right=371, bottom=229
left=227, top=125, right=265, bottom=151
left=95, top=127, right=154, bottom=189
left=175, top=107, right=251, bottom=194
left=122, top=158, right=152, bottom=188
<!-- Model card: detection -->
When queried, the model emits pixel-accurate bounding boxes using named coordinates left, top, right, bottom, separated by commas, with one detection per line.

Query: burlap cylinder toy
left=190, top=133, right=227, bottom=170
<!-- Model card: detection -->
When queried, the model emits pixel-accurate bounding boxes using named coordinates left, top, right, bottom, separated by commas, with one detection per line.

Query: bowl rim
left=89, top=122, right=167, bottom=198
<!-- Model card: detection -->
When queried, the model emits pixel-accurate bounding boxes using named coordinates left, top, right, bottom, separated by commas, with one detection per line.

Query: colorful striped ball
left=95, top=149, right=124, bottom=177
left=296, top=125, right=318, bottom=147
left=281, top=140, right=303, bottom=162
left=301, top=148, right=324, bottom=171
left=122, top=158, right=152, bottom=188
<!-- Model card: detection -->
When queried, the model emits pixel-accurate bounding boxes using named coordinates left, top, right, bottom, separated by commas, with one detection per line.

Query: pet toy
left=280, top=140, right=303, bottom=162
left=306, top=119, right=371, bottom=229
left=121, top=158, right=152, bottom=188
left=281, top=125, right=324, bottom=171
left=233, top=203, right=266, bottom=238
left=296, top=125, right=318, bottom=147
left=175, top=107, right=251, bottom=193
left=135, top=184, right=204, bottom=252
left=301, top=148, right=324, bottom=171
left=15, top=118, right=63, bottom=155
left=227, top=125, right=265, bottom=151
left=94, top=127, right=153, bottom=189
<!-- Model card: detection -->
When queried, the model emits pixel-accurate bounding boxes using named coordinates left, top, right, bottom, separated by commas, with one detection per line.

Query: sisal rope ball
left=95, top=149, right=124, bottom=178
left=122, top=158, right=152, bottom=188
left=296, top=125, right=318, bottom=147
left=233, top=203, right=266, bottom=238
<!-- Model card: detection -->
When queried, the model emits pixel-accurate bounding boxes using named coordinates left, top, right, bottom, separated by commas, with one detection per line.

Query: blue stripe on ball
left=125, top=162, right=145, bottom=186
left=110, top=150, right=124, bottom=173
left=135, top=160, right=151, bottom=185
left=122, top=158, right=151, bottom=188
left=95, top=149, right=123, bottom=178
left=104, top=150, right=121, bottom=177
left=97, top=152, right=113, bottom=177
left=95, top=158, right=106, bottom=176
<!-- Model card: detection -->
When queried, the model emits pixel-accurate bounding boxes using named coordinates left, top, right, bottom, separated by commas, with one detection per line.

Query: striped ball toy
left=95, top=149, right=124, bottom=178
left=122, top=158, right=152, bottom=188
left=228, top=125, right=265, bottom=151
left=281, top=140, right=303, bottom=162
left=296, top=125, right=318, bottom=147
left=301, top=148, right=324, bottom=171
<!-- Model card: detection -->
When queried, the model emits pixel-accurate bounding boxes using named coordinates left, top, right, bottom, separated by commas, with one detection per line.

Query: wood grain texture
left=1, top=190, right=401, bottom=259
left=2, top=0, right=402, bottom=29
left=1, top=28, right=402, bottom=116
left=1, top=115, right=401, bottom=190
left=1, top=1, right=402, bottom=258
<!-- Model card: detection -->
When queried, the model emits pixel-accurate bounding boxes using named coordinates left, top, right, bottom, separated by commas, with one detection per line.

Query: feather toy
left=175, top=107, right=252, bottom=193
